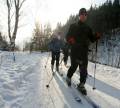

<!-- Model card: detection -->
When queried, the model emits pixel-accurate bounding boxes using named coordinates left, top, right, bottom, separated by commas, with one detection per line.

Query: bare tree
left=6, top=0, right=26, bottom=51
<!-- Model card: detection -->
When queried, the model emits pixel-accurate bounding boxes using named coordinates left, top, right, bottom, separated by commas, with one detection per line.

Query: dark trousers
left=67, top=48, right=88, bottom=84
left=63, top=50, right=69, bottom=64
left=51, top=51, right=60, bottom=67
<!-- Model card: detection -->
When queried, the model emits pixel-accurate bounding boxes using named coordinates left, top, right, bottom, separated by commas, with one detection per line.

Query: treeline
left=56, top=0, right=120, bottom=37
left=87, top=0, right=120, bottom=33
left=24, top=22, right=52, bottom=51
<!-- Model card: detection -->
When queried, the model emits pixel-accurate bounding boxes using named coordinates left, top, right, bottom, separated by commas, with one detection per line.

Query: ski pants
left=67, top=48, right=88, bottom=84
left=51, top=51, right=60, bottom=67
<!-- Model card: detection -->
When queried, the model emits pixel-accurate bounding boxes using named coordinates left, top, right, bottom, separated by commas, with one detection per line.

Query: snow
left=0, top=51, right=120, bottom=108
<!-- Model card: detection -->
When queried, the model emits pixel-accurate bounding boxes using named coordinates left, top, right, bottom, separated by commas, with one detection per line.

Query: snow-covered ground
left=0, top=51, right=120, bottom=108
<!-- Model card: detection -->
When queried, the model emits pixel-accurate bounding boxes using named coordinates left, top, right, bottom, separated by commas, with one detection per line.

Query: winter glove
left=67, top=36, right=75, bottom=45
left=95, top=32, right=101, bottom=40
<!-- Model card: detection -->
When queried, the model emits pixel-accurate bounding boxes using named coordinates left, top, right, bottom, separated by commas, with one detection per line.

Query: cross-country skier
left=65, top=8, right=101, bottom=95
left=48, top=32, right=64, bottom=72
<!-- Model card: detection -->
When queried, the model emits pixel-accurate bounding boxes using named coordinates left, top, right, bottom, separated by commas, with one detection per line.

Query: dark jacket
left=66, top=21, right=97, bottom=65
left=48, top=37, right=63, bottom=52
left=66, top=21, right=96, bottom=47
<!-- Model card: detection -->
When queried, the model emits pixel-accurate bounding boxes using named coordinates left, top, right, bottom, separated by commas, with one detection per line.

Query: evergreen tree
left=113, top=0, right=120, bottom=6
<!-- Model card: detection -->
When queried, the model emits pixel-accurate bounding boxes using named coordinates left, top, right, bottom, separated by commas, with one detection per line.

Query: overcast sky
left=0, top=0, right=113, bottom=48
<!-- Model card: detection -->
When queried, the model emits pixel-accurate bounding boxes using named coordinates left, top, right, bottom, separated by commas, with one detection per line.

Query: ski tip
left=75, top=97, right=82, bottom=103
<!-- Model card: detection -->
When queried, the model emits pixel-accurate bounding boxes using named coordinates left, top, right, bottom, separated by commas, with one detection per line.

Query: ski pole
left=13, top=52, right=15, bottom=62
left=59, top=56, right=64, bottom=71
left=46, top=52, right=64, bottom=88
left=0, top=53, right=3, bottom=68
left=93, top=41, right=98, bottom=90
left=46, top=74, right=54, bottom=88
left=59, top=56, right=64, bottom=65
left=45, top=52, right=50, bottom=68
left=46, top=68, right=56, bottom=88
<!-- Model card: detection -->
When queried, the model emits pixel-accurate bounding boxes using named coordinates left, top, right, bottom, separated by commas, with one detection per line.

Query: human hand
left=67, top=36, right=75, bottom=44
left=96, top=32, right=101, bottom=39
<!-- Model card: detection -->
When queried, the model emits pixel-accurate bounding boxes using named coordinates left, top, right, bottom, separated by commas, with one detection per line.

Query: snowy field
left=0, top=51, right=120, bottom=108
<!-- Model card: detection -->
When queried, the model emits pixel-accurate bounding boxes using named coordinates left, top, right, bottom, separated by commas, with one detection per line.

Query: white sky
left=0, top=0, right=112, bottom=48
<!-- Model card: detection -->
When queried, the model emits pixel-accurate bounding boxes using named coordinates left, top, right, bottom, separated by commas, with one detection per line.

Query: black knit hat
left=79, top=8, right=87, bottom=16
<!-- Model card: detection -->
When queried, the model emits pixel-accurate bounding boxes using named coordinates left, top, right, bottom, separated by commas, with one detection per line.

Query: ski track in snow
left=0, top=51, right=119, bottom=108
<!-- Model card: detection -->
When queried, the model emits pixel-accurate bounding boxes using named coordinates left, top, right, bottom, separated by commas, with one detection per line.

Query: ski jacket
left=48, top=38, right=63, bottom=53
left=66, top=21, right=97, bottom=65
left=66, top=21, right=96, bottom=48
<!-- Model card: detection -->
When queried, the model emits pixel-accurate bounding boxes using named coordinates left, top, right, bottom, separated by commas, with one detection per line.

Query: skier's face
left=79, top=12, right=87, bottom=22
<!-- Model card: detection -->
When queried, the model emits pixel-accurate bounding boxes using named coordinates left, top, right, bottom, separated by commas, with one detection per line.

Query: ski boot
left=66, top=76, right=71, bottom=86
left=77, top=83, right=87, bottom=95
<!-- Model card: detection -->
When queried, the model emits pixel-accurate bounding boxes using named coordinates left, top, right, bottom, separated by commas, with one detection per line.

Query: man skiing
left=65, top=8, right=101, bottom=95
left=48, top=33, right=63, bottom=72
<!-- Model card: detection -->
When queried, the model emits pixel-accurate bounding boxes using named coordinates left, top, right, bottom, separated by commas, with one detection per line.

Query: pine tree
left=113, top=0, right=120, bottom=6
